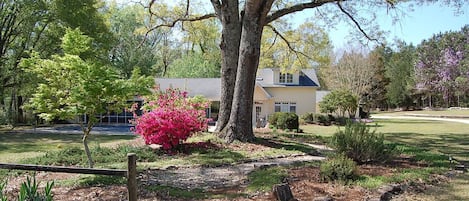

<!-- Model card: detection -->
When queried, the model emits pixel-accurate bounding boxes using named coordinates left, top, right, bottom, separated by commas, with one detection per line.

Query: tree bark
left=219, top=0, right=272, bottom=142
left=82, top=132, right=94, bottom=168
left=213, top=0, right=241, bottom=132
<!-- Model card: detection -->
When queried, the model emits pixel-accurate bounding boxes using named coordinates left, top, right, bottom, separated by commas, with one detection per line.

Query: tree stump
left=273, top=183, right=296, bottom=201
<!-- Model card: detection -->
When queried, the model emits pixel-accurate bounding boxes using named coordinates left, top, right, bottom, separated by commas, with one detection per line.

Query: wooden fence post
left=127, top=153, right=137, bottom=201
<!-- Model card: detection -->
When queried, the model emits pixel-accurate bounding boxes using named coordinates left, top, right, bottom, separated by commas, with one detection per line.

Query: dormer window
left=279, top=73, right=293, bottom=83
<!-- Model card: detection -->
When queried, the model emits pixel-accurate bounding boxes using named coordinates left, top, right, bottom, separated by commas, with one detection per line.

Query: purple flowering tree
left=415, top=26, right=469, bottom=107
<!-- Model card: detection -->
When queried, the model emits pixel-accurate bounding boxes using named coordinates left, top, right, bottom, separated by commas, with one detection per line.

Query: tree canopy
left=22, top=29, right=153, bottom=167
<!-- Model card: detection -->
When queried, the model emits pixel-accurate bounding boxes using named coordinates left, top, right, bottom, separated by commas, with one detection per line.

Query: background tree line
left=324, top=25, right=469, bottom=110
left=0, top=0, right=333, bottom=126
left=1, top=0, right=466, bottom=142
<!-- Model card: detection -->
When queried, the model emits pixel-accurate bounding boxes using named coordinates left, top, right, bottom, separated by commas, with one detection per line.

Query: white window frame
left=279, top=73, right=293, bottom=84
left=274, top=102, right=296, bottom=113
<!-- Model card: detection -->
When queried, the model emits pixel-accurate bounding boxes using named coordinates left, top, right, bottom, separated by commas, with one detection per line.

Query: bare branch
left=140, top=13, right=216, bottom=47
left=210, top=0, right=222, bottom=17
left=336, top=1, right=380, bottom=43
left=185, top=0, right=190, bottom=16
left=266, top=24, right=315, bottom=65
left=266, top=0, right=337, bottom=25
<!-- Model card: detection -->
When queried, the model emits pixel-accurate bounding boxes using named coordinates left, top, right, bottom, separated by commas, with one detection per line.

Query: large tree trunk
left=214, top=0, right=241, bottom=132
left=219, top=0, right=272, bottom=142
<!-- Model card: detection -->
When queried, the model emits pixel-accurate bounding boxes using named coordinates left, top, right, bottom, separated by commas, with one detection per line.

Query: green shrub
left=274, top=112, right=298, bottom=130
left=334, top=116, right=348, bottom=126
left=268, top=112, right=283, bottom=127
left=315, top=114, right=330, bottom=125
left=301, top=112, right=315, bottom=124
left=330, top=121, right=397, bottom=164
left=284, top=113, right=299, bottom=130
left=320, top=154, right=358, bottom=183
left=276, top=112, right=288, bottom=129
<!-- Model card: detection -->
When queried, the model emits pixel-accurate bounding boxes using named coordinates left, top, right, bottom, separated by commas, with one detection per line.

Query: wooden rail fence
left=0, top=153, right=138, bottom=201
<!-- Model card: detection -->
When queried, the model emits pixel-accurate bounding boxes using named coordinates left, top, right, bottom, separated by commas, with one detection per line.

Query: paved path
left=371, top=115, right=469, bottom=125
left=18, top=124, right=133, bottom=135
left=139, top=154, right=325, bottom=190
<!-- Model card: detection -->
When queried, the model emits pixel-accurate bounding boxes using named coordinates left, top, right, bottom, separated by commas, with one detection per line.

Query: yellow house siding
left=263, top=87, right=317, bottom=116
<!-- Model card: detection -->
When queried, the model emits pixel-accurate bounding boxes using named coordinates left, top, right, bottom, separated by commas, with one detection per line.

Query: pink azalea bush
left=132, top=88, right=209, bottom=150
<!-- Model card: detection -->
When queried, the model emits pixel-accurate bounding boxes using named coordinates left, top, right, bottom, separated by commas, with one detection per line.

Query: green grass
left=247, top=166, right=288, bottom=193
left=0, top=132, right=135, bottom=163
left=409, top=173, right=469, bottom=201
left=376, top=110, right=469, bottom=116
left=16, top=133, right=317, bottom=170
left=301, top=119, right=469, bottom=162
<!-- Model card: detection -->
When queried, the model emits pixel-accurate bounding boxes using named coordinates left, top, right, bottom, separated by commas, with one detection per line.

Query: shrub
left=320, top=154, right=358, bottom=183
left=330, top=121, right=397, bottom=164
left=276, top=112, right=288, bottom=129
left=284, top=113, right=299, bottom=130
left=268, top=112, right=283, bottom=127
left=319, top=90, right=358, bottom=118
left=334, top=116, right=348, bottom=126
left=301, top=112, right=315, bottom=124
left=315, top=114, right=330, bottom=125
left=133, top=88, right=209, bottom=150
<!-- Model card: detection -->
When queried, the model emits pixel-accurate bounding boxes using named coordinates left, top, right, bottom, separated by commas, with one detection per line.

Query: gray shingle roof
left=155, top=68, right=319, bottom=100
left=155, top=78, right=221, bottom=101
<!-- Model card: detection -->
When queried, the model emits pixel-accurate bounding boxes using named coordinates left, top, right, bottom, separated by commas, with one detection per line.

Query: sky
left=115, top=1, right=468, bottom=50
left=322, top=3, right=469, bottom=49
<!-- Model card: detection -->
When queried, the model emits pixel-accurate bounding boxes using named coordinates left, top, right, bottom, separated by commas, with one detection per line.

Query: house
left=315, top=90, right=331, bottom=113
left=156, top=68, right=320, bottom=127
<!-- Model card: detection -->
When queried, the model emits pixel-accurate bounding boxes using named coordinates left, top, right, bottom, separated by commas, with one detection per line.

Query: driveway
left=21, top=124, right=134, bottom=135
left=371, top=114, right=469, bottom=125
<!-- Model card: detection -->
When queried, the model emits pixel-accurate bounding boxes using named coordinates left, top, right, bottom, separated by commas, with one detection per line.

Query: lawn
left=300, top=119, right=469, bottom=162
left=1, top=119, right=468, bottom=200
left=373, top=109, right=469, bottom=117
left=0, top=132, right=135, bottom=163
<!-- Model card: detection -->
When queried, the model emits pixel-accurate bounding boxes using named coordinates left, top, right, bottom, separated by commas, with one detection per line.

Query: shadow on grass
left=373, top=119, right=443, bottom=124
left=251, top=137, right=319, bottom=155
left=386, top=132, right=469, bottom=165
left=186, top=148, right=246, bottom=166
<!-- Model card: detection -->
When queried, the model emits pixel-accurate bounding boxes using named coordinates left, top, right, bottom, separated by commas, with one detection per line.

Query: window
left=279, top=73, right=293, bottom=83
left=274, top=102, right=296, bottom=113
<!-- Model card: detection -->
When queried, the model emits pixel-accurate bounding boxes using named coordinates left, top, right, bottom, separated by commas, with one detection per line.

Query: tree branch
left=210, top=0, right=222, bottom=17
left=336, top=1, right=380, bottom=43
left=266, top=24, right=315, bottom=64
left=141, top=13, right=216, bottom=46
left=266, top=0, right=337, bottom=24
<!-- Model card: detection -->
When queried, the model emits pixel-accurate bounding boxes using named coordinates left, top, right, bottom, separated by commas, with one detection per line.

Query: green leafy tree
left=385, top=41, right=417, bottom=109
left=22, top=29, right=153, bottom=167
left=146, top=0, right=465, bottom=143
left=108, top=3, right=161, bottom=78
left=0, top=0, right=51, bottom=125
left=166, top=52, right=221, bottom=78
left=165, top=18, right=222, bottom=78
left=365, top=46, right=391, bottom=109
left=259, top=22, right=332, bottom=72
left=320, top=90, right=358, bottom=118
